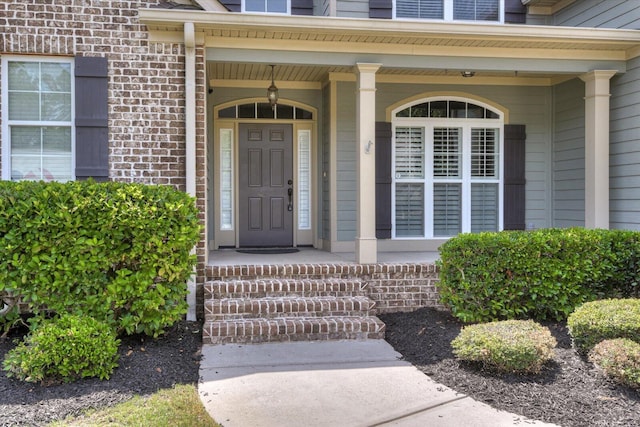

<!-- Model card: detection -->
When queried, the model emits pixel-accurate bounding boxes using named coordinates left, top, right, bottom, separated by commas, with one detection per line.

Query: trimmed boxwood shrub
left=589, top=338, right=640, bottom=389
left=3, top=314, right=120, bottom=383
left=567, top=298, right=640, bottom=355
left=437, top=228, right=640, bottom=323
left=451, top=319, right=556, bottom=374
left=0, top=180, right=201, bottom=337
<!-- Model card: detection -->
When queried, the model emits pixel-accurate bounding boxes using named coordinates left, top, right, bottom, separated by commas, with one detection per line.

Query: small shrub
left=567, top=298, right=640, bottom=355
left=3, top=314, right=120, bottom=383
left=589, top=338, right=640, bottom=389
left=451, top=319, right=557, bottom=374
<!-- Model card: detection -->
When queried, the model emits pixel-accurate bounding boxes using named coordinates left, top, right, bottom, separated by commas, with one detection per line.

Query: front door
left=239, top=123, right=294, bottom=247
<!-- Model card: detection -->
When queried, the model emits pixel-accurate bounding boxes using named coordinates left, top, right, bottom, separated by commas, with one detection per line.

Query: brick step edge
left=203, top=316, right=386, bottom=344
left=204, top=296, right=376, bottom=320
left=204, top=278, right=367, bottom=299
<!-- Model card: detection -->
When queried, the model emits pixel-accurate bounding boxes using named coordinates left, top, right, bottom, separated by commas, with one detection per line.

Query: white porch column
left=355, top=63, right=381, bottom=264
left=579, top=70, right=616, bottom=230
left=184, top=22, right=197, bottom=321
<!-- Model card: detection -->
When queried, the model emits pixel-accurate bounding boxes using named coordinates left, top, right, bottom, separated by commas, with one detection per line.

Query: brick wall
left=0, top=0, right=199, bottom=188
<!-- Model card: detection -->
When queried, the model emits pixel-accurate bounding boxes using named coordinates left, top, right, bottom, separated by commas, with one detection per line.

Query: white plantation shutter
left=395, top=183, right=424, bottom=237
left=433, top=183, right=461, bottom=237
left=395, top=127, right=424, bottom=178
left=471, top=128, right=498, bottom=178
left=454, top=0, right=499, bottom=21
left=396, top=0, right=443, bottom=19
left=471, top=183, right=498, bottom=232
left=433, top=127, right=461, bottom=177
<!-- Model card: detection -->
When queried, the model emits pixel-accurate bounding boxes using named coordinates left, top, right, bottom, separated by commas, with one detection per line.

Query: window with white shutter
left=392, top=97, right=503, bottom=238
left=395, top=0, right=502, bottom=22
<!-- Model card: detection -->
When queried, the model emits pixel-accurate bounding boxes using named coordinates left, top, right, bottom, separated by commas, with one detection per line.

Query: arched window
left=392, top=97, right=504, bottom=238
left=217, top=102, right=313, bottom=120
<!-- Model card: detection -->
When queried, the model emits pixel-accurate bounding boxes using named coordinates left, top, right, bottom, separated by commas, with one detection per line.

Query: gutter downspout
left=185, top=22, right=197, bottom=321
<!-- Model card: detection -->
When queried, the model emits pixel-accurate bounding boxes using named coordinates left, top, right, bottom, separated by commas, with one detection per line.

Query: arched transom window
left=392, top=97, right=504, bottom=238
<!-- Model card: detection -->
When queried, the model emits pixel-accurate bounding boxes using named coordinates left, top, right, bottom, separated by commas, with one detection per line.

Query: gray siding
left=332, top=82, right=554, bottom=240
left=336, top=81, right=357, bottom=241
left=610, top=56, right=640, bottom=230
left=552, top=78, right=585, bottom=227
left=336, top=0, right=369, bottom=18
left=551, top=0, right=640, bottom=29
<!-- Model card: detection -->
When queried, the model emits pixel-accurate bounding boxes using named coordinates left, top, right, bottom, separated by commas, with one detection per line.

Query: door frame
left=212, top=98, right=317, bottom=249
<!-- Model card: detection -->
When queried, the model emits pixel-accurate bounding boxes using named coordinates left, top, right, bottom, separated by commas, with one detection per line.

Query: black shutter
left=218, top=0, right=240, bottom=12
left=504, top=124, right=526, bottom=230
left=504, top=0, right=526, bottom=24
left=370, top=0, right=393, bottom=19
left=376, top=122, right=392, bottom=239
left=292, top=0, right=313, bottom=15
left=75, top=56, right=109, bottom=181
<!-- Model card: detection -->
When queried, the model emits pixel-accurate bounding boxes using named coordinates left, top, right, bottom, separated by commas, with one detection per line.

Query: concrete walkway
left=198, top=340, right=558, bottom=427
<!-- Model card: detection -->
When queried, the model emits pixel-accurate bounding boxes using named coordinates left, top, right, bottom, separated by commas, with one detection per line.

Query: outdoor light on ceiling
left=267, top=64, right=279, bottom=109
left=461, top=71, right=476, bottom=78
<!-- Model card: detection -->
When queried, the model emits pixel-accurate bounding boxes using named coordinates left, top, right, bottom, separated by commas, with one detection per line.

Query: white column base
left=356, top=237, right=378, bottom=264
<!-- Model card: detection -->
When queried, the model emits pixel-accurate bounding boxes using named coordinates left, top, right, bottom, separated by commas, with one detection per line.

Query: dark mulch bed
left=380, top=307, right=640, bottom=427
left=0, top=320, right=202, bottom=427
left=2, top=308, right=639, bottom=426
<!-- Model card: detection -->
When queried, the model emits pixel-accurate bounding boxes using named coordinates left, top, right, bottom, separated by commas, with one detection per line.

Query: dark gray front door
left=239, top=124, right=293, bottom=247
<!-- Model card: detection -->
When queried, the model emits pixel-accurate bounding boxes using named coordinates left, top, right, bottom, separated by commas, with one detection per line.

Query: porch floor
left=207, top=247, right=440, bottom=266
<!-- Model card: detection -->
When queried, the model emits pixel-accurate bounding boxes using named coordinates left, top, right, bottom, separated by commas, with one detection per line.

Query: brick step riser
left=204, top=281, right=368, bottom=300
left=202, top=317, right=386, bottom=345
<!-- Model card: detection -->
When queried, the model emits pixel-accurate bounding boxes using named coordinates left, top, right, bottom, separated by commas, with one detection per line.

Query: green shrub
left=437, top=228, right=640, bottom=323
left=451, top=319, right=557, bottom=374
left=0, top=180, right=201, bottom=337
left=3, top=314, right=120, bottom=383
left=567, top=298, right=640, bottom=354
left=589, top=338, right=640, bottom=389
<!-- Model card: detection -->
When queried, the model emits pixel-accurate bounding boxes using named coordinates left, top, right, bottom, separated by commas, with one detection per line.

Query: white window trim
left=393, top=0, right=505, bottom=24
left=242, top=0, right=291, bottom=14
left=1, top=55, right=75, bottom=182
left=391, top=97, right=504, bottom=239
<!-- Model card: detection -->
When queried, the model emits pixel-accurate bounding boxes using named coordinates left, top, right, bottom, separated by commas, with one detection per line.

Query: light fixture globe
left=267, top=65, right=279, bottom=109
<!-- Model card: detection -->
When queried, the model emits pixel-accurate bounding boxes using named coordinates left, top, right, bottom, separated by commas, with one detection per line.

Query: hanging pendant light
left=267, top=64, right=279, bottom=110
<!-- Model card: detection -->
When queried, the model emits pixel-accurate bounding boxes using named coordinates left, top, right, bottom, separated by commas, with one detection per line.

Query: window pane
left=267, top=0, right=287, bottom=13
left=220, top=129, right=234, bottom=230
left=8, top=62, right=39, bottom=91
left=449, top=101, right=466, bottom=118
left=298, top=130, right=312, bottom=230
left=8, top=92, right=40, bottom=120
left=257, top=103, right=275, bottom=119
left=246, top=0, right=265, bottom=11
left=454, top=0, right=499, bottom=21
left=11, top=126, right=72, bottom=182
left=277, top=104, right=294, bottom=119
left=396, top=107, right=411, bottom=118
left=486, top=109, right=499, bottom=119
left=467, top=103, right=485, bottom=118
left=397, top=0, right=443, bottom=19
left=395, top=127, right=424, bottom=179
left=219, top=106, right=236, bottom=118
left=433, top=183, right=461, bottom=237
left=433, top=127, right=461, bottom=177
left=42, top=93, right=71, bottom=121
left=411, top=102, right=429, bottom=117
left=471, top=128, right=499, bottom=178
left=40, top=62, right=72, bottom=92
left=430, top=101, right=447, bottom=118
left=295, top=108, right=313, bottom=120
left=396, top=183, right=424, bottom=237
left=238, top=103, right=256, bottom=118
left=471, top=183, right=498, bottom=232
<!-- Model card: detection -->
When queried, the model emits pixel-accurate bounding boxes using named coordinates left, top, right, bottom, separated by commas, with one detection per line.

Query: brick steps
left=203, top=316, right=386, bottom=345
left=203, top=276, right=386, bottom=344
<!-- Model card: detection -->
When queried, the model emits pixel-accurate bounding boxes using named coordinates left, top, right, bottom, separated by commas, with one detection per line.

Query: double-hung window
left=393, top=98, right=503, bottom=238
left=396, top=0, right=502, bottom=22
left=2, top=57, right=74, bottom=182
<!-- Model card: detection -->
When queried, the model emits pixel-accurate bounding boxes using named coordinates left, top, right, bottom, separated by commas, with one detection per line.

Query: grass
left=49, top=384, right=219, bottom=427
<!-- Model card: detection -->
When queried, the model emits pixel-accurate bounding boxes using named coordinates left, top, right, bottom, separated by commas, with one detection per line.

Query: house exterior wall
left=545, top=0, right=640, bottom=231
left=0, top=0, right=194, bottom=187
left=332, top=80, right=554, bottom=242
left=552, top=78, right=585, bottom=227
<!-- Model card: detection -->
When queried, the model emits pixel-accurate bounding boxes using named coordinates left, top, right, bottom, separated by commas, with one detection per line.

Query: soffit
left=140, top=9, right=640, bottom=56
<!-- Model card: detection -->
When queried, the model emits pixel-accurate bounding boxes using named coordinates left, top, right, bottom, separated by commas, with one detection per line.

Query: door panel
left=239, top=124, right=293, bottom=247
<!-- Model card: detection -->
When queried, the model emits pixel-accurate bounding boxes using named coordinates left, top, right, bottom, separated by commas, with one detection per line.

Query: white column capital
left=579, top=70, right=617, bottom=98
left=356, top=63, right=382, bottom=75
